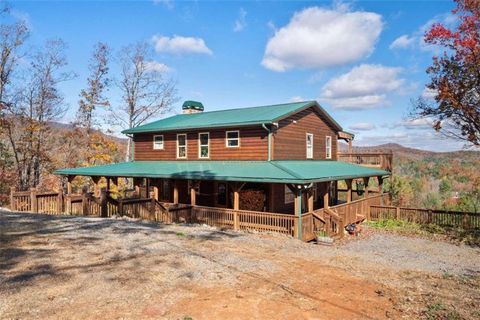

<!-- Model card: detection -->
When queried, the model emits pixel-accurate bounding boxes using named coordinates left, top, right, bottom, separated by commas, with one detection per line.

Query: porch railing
left=337, top=152, right=393, bottom=171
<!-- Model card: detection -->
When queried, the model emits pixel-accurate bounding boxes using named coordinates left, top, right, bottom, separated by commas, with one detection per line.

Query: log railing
left=370, top=205, right=480, bottom=229
left=337, top=152, right=393, bottom=171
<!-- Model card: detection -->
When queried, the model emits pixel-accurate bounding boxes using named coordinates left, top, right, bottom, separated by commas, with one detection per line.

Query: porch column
left=153, top=179, right=159, bottom=201
left=146, top=178, right=151, bottom=198
left=345, top=179, right=353, bottom=203
left=363, top=177, right=370, bottom=198
left=377, top=176, right=384, bottom=205
left=307, top=186, right=314, bottom=213
left=106, top=177, right=111, bottom=194
left=190, top=180, right=197, bottom=206
left=323, top=183, right=329, bottom=209
left=92, top=176, right=101, bottom=197
left=173, top=180, right=179, bottom=204
left=67, top=175, right=74, bottom=194
left=294, top=188, right=303, bottom=240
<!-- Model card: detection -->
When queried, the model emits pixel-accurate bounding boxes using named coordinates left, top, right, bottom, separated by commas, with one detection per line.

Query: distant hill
left=339, top=142, right=480, bottom=161
left=47, top=121, right=127, bottom=145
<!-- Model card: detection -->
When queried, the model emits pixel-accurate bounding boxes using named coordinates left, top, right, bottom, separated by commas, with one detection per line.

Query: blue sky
left=12, top=0, right=465, bottom=151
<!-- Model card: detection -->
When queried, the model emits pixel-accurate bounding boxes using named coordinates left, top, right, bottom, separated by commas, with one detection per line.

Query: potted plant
left=316, top=230, right=334, bottom=245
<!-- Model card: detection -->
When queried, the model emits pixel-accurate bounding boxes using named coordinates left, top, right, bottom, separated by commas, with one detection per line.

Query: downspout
left=262, top=123, right=272, bottom=161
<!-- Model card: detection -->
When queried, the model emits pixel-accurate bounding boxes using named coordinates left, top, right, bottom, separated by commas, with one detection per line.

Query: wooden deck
left=337, top=152, right=393, bottom=171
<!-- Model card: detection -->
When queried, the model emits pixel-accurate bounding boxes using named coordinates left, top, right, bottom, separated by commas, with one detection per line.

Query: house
left=55, top=100, right=391, bottom=240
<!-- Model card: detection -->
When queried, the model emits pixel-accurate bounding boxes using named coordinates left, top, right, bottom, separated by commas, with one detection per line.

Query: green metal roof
left=55, top=161, right=389, bottom=184
left=122, top=101, right=342, bottom=134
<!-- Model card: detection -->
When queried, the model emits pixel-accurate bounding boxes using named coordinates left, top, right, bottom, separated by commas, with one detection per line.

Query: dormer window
left=153, top=135, right=164, bottom=150
left=177, top=134, right=187, bottom=158
left=226, top=130, right=240, bottom=147
left=326, top=136, right=332, bottom=159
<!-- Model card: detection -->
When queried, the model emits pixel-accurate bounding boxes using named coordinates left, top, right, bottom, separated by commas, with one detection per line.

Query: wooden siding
left=273, top=106, right=338, bottom=160
left=133, top=126, right=268, bottom=161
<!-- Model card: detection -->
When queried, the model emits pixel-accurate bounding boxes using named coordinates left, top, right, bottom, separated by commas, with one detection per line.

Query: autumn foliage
left=417, top=0, right=480, bottom=145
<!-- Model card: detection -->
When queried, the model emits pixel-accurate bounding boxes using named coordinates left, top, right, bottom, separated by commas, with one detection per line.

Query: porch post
left=67, top=175, right=73, bottom=195
left=10, top=186, right=15, bottom=211
left=346, top=179, right=353, bottom=203
left=57, top=180, right=64, bottom=213
left=146, top=178, right=151, bottom=198
left=173, top=180, right=179, bottom=204
left=106, top=177, right=111, bottom=194
left=363, top=177, right=370, bottom=198
left=190, top=180, right=196, bottom=206
left=323, top=183, right=329, bottom=209
left=307, top=186, right=314, bottom=213
left=377, top=176, right=384, bottom=205
left=153, top=179, right=159, bottom=201
left=100, top=187, right=108, bottom=217
left=294, top=187, right=303, bottom=240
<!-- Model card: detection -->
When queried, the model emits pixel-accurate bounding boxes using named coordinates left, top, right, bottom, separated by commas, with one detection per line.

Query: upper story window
left=226, top=130, right=240, bottom=148
left=177, top=134, right=187, bottom=158
left=198, top=132, right=209, bottom=158
left=306, top=133, right=313, bottom=159
left=153, top=135, right=164, bottom=150
left=326, top=136, right=332, bottom=159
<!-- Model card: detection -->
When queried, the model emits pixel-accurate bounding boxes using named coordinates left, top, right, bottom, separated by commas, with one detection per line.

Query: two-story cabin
left=56, top=100, right=391, bottom=239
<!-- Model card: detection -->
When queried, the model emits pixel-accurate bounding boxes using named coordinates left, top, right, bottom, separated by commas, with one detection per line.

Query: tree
left=111, top=42, right=178, bottom=161
left=413, top=0, right=480, bottom=146
left=2, top=39, right=74, bottom=189
left=76, top=42, right=110, bottom=132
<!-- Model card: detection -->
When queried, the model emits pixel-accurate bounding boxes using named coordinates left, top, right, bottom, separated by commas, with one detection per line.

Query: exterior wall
left=272, top=107, right=338, bottom=160
left=133, top=126, right=268, bottom=161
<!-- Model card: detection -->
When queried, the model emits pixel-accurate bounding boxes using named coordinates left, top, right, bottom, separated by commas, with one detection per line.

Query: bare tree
left=111, top=42, right=178, bottom=161
left=0, top=5, right=28, bottom=103
left=76, top=42, right=110, bottom=132
left=2, top=39, right=74, bottom=189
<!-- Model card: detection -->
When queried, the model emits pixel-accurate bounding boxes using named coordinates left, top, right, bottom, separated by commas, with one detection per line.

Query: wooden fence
left=370, top=205, right=480, bottom=229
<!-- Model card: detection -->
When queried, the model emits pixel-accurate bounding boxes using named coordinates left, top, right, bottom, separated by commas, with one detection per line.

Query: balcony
left=337, top=152, right=393, bottom=172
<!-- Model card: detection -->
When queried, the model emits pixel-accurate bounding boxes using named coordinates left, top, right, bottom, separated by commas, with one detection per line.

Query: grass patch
left=424, top=302, right=461, bottom=320
left=365, top=219, right=480, bottom=246
left=176, top=231, right=187, bottom=237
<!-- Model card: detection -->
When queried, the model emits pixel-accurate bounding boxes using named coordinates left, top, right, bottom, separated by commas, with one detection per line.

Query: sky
left=10, top=0, right=469, bottom=151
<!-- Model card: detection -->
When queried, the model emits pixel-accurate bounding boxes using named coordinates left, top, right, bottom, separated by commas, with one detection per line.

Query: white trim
left=153, top=135, right=164, bottom=150
left=306, top=133, right=313, bottom=159
left=225, top=130, right=240, bottom=148
left=198, top=132, right=210, bottom=159
left=176, top=133, right=187, bottom=159
left=326, top=135, right=332, bottom=159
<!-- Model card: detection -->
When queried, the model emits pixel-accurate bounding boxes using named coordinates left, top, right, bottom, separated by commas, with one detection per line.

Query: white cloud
left=389, top=34, right=415, bottom=50
left=153, top=0, right=174, bottom=10
left=233, top=8, right=247, bottom=32
left=421, top=87, right=438, bottom=100
left=400, top=117, right=434, bottom=129
left=320, top=64, right=404, bottom=109
left=152, top=35, right=213, bottom=55
left=262, top=5, right=383, bottom=72
left=290, top=96, right=306, bottom=103
left=349, top=122, right=376, bottom=131
left=390, top=12, right=457, bottom=52
left=144, top=61, right=172, bottom=73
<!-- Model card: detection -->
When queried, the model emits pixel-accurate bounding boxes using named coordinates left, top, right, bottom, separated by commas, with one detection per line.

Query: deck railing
left=370, top=205, right=480, bottom=229
left=337, top=152, right=393, bottom=171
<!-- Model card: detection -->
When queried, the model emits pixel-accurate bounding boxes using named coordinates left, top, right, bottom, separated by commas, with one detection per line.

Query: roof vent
left=182, top=100, right=204, bottom=114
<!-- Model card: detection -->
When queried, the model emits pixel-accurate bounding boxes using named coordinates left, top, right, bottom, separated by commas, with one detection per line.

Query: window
left=226, top=130, right=240, bottom=147
left=284, top=185, right=294, bottom=204
left=306, top=133, right=313, bottom=159
left=325, top=136, right=332, bottom=159
left=198, top=132, right=209, bottom=158
left=153, top=135, right=164, bottom=150
left=177, top=134, right=187, bottom=158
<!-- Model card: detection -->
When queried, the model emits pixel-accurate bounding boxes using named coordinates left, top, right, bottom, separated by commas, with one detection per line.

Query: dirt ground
left=1, top=211, right=479, bottom=320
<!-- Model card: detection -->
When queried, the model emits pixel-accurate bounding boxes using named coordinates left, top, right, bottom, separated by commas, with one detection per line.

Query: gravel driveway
left=1, top=211, right=479, bottom=319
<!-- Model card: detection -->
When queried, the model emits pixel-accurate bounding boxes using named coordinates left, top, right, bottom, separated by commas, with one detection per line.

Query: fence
left=337, top=152, right=393, bottom=171
left=370, top=205, right=480, bottom=229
